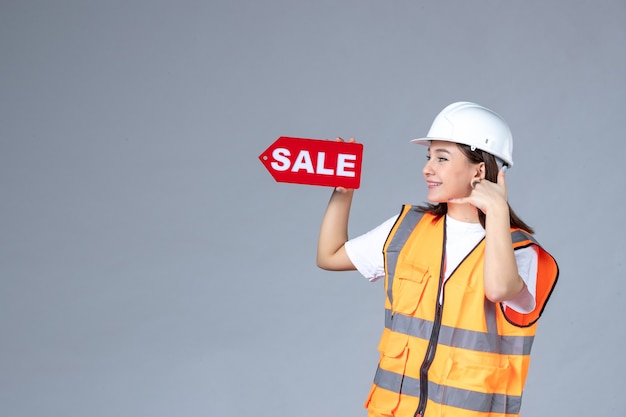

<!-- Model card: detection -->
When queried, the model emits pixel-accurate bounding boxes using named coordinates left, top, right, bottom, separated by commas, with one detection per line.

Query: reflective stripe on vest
left=384, top=309, right=534, bottom=355
left=373, top=367, right=522, bottom=415
left=384, top=208, right=423, bottom=308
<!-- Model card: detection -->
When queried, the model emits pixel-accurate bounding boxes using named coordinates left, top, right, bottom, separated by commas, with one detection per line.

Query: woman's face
left=422, top=140, right=482, bottom=202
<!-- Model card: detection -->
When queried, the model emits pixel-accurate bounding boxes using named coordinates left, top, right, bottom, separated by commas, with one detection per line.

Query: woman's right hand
left=333, top=137, right=357, bottom=194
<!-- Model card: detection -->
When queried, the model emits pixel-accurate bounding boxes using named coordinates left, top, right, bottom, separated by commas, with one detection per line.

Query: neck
left=447, top=202, right=480, bottom=223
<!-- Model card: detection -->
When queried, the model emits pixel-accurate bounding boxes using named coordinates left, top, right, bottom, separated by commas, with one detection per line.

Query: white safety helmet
left=411, top=101, right=514, bottom=167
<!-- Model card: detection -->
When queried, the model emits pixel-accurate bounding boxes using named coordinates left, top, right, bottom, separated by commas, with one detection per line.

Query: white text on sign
left=270, top=148, right=357, bottom=177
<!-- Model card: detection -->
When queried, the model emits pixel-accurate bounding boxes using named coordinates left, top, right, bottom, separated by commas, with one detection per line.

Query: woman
left=317, top=102, right=559, bottom=417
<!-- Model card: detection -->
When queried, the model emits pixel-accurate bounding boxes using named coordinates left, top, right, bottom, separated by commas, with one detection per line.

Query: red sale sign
left=258, top=137, right=363, bottom=188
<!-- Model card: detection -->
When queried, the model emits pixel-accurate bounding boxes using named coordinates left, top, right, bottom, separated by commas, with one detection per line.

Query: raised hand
left=449, top=167, right=509, bottom=215
left=334, top=137, right=357, bottom=194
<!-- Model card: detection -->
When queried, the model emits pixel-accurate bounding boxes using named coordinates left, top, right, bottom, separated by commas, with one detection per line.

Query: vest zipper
left=414, top=297, right=444, bottom=417
left=414, top=220, right=447, bottom=417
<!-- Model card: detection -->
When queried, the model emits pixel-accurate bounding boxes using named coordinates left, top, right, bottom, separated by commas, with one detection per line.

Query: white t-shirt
left=344, top=214, right=538, bottom=314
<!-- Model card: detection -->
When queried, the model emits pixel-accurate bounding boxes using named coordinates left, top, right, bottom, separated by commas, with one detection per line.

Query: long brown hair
left=416, top=143, right=534, bottom=233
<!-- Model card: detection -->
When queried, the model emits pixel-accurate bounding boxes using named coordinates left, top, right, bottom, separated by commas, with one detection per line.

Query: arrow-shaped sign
left=259, top=137, right=363, bottom=189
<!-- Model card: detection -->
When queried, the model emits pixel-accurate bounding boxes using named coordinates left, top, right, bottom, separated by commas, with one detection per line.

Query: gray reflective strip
left=484, top=297, right=498, bottom=336
left=385, top=309, right=534, bottom=355
left=385, top=207, right=423, bottom=306
left=511, top=230, right=537, bottom=246
left=374, top=367, right=522, bottom=415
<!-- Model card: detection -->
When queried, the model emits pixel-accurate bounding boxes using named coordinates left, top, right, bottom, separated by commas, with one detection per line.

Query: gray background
left=1, top=1, right=625, bottom=416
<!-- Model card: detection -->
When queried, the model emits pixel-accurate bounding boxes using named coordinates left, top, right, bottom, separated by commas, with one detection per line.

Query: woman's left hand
left=449, top=167, right=509, bottom=215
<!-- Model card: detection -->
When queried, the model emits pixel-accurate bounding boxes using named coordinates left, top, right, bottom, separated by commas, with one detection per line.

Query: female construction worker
left=316, top=102, right=559, bottom=417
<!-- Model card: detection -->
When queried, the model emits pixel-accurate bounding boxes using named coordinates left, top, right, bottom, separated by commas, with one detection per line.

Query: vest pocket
left=439, top=352, right=511, bottom=415
left=365, top=383, right=400, bottom=417
left=366, top=331, right=410, bottom=416
left=392, top=263, right=430, bottom=315
left=377, top=329, right=409, bottom=358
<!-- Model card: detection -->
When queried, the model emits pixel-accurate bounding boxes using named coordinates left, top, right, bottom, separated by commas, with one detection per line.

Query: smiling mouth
left=427, top=181, right=441, bottom=188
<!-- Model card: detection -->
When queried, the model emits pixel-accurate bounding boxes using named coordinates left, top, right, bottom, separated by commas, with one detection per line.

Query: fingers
left=333, top=137, right=357, bottom=192
left=497, top=166, right=506, bottom=183
left=335, top=137, right=357, bottom=143
left=496, top=167, right=508, bottom=198
left=472, top=166, right=507, bottom=189
left=448, top=196, right=468, bottom=204
left=334, top=186, right=356, bottom=194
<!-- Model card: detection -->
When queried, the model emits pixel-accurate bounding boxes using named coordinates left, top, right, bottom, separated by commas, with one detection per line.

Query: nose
left=422, top=158, right=434, bottom=178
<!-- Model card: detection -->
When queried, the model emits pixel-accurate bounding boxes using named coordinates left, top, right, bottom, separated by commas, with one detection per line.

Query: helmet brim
left=410, top=138, right=430, bottom=146
left=410, top=137, right=461, bottom=147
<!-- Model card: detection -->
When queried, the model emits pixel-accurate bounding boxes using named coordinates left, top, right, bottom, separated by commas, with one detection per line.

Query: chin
left=426, top=194, right=445, bottom=203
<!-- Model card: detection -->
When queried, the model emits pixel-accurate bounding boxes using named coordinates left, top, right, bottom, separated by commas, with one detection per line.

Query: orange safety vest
left=365, top=205, right=559, bottom=417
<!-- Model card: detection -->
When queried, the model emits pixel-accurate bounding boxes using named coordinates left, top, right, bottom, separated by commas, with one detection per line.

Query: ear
left=475, top=162, right=486, bottom=180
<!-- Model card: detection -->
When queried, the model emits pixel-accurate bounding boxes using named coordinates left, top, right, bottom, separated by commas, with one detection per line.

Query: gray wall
left=2, top=1, right=624, bottom=416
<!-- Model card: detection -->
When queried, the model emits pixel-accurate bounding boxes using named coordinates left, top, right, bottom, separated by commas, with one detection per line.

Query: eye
left=426, top=154, right=448, bottom=162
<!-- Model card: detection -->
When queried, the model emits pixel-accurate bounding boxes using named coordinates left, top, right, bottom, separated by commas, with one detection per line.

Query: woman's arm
left=482, top=197, right=526, bottom=303
left=316, top=187, right=357, bottom=271
left=450, top=168, right=525, bottom=302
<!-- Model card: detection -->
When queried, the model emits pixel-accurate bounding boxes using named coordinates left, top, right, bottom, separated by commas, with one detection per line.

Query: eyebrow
left=428, top=148, right=452, bottom=154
